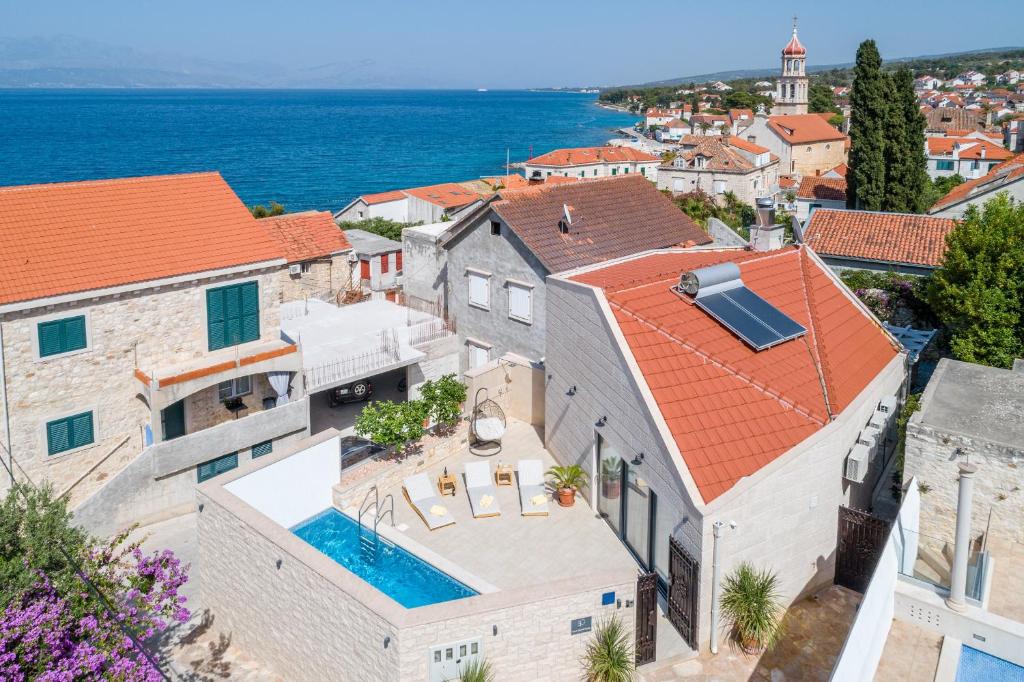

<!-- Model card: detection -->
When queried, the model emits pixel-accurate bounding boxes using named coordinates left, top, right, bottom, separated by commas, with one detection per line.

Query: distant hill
left=0, top=35, right=445, bottom=89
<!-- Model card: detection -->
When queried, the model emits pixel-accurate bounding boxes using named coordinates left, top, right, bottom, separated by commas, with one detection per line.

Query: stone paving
left=987, top=536, right=1024, bottom=623
left=639, top=585, right=861, bottom=681
left=874, top=618, right=943, bottom=682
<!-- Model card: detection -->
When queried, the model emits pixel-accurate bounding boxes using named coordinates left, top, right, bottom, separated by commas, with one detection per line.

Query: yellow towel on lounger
left=530, top=494, right=546, bottom=506
left=480, top=495, right=494, bottom=508
left=429, top=505, right=448, bottom=517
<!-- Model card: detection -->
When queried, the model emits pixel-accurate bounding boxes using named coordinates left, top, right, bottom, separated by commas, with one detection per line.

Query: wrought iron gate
left=634, top=572, right=658, bottom=666
left=835, top=506, right=891, bottom=593
left=667, top=537, right=699, bottom=649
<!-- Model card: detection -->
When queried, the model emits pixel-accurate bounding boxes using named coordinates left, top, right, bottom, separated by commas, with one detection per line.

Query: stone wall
left=905, top=420, right=1024, bottom=544
left=402, top=226, right=447, bottom=310
left=0, top=267, right=283, bottom=498
left=278, top=255, right=355, bottom=304
left=463, top=355, right=544, bottom=427
left=656, top=162, right=779, bottom=205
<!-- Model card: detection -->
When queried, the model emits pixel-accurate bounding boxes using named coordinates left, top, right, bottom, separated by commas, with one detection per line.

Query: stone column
left=946, top=462, right=977, bottom=612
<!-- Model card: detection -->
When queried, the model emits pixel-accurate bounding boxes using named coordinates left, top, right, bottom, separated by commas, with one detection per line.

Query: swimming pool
left=956, top=645, right=1024, bottom=682
left=291, top=509, right=478, bottom=608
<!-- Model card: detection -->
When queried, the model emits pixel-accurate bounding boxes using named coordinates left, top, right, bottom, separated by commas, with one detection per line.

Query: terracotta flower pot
left=557, top=487, right=576, bottom=507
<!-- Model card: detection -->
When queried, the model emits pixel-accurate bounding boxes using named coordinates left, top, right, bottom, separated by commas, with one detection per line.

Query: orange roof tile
left=779, top=175, right=797, bottom=189
left=0, top=172, right=282, bottom=306
left=541, top=175, right=580, bottom=185
left=797, top=176, right=847, bottom=201
left=925, top=137, right=1013, bottom=161
left=402, top=182, right=482, bottom=209
left=803, top=209, right=955, bottom=268
left=724, top=136, right=770, bottom=155
left=572, top=247, right=899, bottom=502
left=362, top=190, right=407, bottom=205
left=768, top=114, right=847, bottom=144
left=930, top=153, right=1024, bottom=211
left=261, top=211, right=352, bottom=264
left=528, top=146, right=660, bottom=167
left=826, top=163, right=848, bottom=177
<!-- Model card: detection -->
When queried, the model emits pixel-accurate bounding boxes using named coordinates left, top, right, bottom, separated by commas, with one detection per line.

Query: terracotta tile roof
left=672, top=137, right=765, bottom=172
left=925, top=107, right=984, bottom=132
left=482, top=175, right=531, bottom=190
left=826, top=163, right=848, bottom=177
left=779, top=175, right=797, bottom=189
left=362, top=189, right=407, bottom=205
left=729, top=108, right=755, bottom=122
left=571, top=247, right=898, bottom=502
left=797, top=176, right=847, bottom=201
left=925, top=137, right=1013, bottom=161
left=803, top=209, right=955, bottom=267
left=725, top=136, right=770, bottom=155
left=402, top=182, right=482, bottom=209
left=261, top=211, right=352, bottom=264
left=490, top=176, right=710, bottom=273
left=541, top=175, right=580, bottom=185
left=930, top=153, right=1024, bottom=212
left=768, top=114, right=847, bottom=144
left=0, top=172, right=282, bottom=306
left=528, top=146, right=661, bottom=167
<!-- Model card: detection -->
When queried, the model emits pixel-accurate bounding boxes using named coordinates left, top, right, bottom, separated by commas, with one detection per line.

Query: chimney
left=981, top=146, right=987, bottom=159
left=721, top=132, right=731, bottom=146
left=750, top=197, right=785, bottom=252
left=754, top=196, right=776, bottom=227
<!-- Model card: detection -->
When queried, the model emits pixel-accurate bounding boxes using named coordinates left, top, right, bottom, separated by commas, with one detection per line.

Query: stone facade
left=278, top=254, right=355, bottom=304
left=401, top=223, right=448, bottom=311
left=0, top=266, right=301, bottom=516
left=742, top=116, right=847, bottom=177
left=656, top=159, right=779, bottom=205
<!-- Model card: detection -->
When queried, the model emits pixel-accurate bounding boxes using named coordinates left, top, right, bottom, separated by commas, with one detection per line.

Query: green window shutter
left=47, top=418, right=71, bottom=455
left=252, top=440, right=273, bottom=458
left=70, top=412, right=94, bottom=449
left=240, top=282, right=260, bottom=343
left=206, top=288, right=227, bottom=350
left=38, top=316, right=87, bottom=357
left=39, top=321, right=64, bottom=357
left=223, top=285, right=242, bottom=347
left=207, top=282, right=260, bottom=350
left=197, top=452, right=238, bottom=482
left=63, top=316, right=87, bottom=352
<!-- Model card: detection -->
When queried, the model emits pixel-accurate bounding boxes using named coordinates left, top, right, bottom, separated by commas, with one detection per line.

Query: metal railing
left=407, top=318, right=455, bottom=346
left=303, top=330, right=400, bottom=392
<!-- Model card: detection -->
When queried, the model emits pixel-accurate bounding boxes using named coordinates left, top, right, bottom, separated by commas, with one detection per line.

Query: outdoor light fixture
left=276, top=558, right=283, bottom=570
left=384, top=636, right=390, bottom=649
left=595, top=416, right=607, bottom=427
left=631, top=452, right=645, bottom=466
left=567, top=385, right=577, bottom=396
left=492, top=625, right=498, bottom=636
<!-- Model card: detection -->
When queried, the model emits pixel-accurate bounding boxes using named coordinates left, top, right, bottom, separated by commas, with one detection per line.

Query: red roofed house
left=929, top=153, right=1024, bottom=218
left=656, top=134, right=780, bottom=205
left=742, top=112, right=848, bottom=177
left=335, top=181, right=486, bottom=224
left=522, top=146, right=661, bottom=183
left=794, top=175, right=847, bottom=221
left=544, top=244, right=905, bottom=653
left=261, top=210, right=355, bottom=301
left=802, top=208, right=956, bottom=275
left=0, top=172, right=311, bottom=535
left=925, top=137, right=1013, bottom=180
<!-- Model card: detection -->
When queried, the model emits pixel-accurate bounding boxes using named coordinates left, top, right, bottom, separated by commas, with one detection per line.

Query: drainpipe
left=947, top=462, right=977, bottom=612
left=710, top=521, right=725, bottom=655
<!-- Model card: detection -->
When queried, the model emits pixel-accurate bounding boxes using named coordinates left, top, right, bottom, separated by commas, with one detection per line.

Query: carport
left=309, top=366, right=409, bottom=435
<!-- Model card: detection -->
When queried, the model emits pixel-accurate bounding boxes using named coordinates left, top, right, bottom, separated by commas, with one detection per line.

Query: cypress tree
left=847, top=40, right=888, bottom=211
left=896, top=68, right=931, bottom=212
left=881, top=73, right=909, bottom=212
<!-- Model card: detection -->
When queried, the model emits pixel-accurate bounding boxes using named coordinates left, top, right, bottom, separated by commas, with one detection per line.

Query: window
left=38, top=315, right=87, bottom=358
left=218, top=376, right=251, bottom=401
left=360, top=259, right=370, bottom=279
left=624, top=167, right=630, bottom=173
left=971, top=160, right=980, bottom=170
left=252, top=440, right=273, bottom=458
left=396, top=251, right=403, bottom=272
left=640, top=167, right=646, bottom=176
left=507, top=282, right=532, bottom=323
left=936, top=160, right=955, bottom=171
left=468, top=271, right=490, bottom=309
left=206, top=281, right=259, bottom=351
left=300, top=262, right=313, bottom=274
left=713, top=180, right=727, bottom=195
left=197, top=452, right=238, bottom=483
left=380, top=254, right=390, bottom=274
left=579, top=171, right=585, bottom=178
left=806, top=146, right=812, bottom=152
left=611, top=168, right=618, bottom=176
left=593, top=169, right=598, bottom=176
left=490, top=220, right=501, bottom=236
left=468, top=342, right=489, bottom=369
left=46, top=411, right=94, bottom=456
left=825, top=144, right=831, bottom=151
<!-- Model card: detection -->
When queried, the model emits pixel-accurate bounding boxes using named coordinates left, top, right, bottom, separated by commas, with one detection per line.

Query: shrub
left=458, top=657, right=495, bottom=682
left=719, top=562, right=785, bottom=652
left=418, top=374, right=467, bottom=428
left=581, top=617, right=635, bottom=682
left=355, top=399, right=428, bottom=453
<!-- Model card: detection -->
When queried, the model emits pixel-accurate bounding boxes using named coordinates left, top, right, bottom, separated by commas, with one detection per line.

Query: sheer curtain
left=266, top=371, right=292, bottom=407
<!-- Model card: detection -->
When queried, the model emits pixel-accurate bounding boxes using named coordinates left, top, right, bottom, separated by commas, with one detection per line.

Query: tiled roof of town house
left=527, top=146, right=661, bottom=167
left=723, top=135, right=770, bottom=155
left=571, top=246, right=899, bottom=502
left=488, top=175, right=710, bottom=273
left=925, top=107, right=984, bottom=132
left=0, top=172, right=283, bottom=307
left=779, top=175, right=797, bottom=189
left=402, top=182, right=483, bottom=209
left=796, top=176, right=847, bottom=202
left=826, top=163, right=848, bottom=177
left=729, top=108, right=755, bottom=122
left=767, top=114, right=847, bottom=144
left=261, top=211, right=352, bottom=264
left=362, top=189, right=407, bottom=205
left=803, top=209, right=955, bottom=268
left=930, top=153, right=1024, bottom=212
left=540, top=175, right=580, bottom=185
left=670, top=137, right=764, bottom=173
left=925, top=137, right=1014, bottom=161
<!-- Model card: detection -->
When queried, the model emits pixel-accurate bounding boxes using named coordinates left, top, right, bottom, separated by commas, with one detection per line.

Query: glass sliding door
left=597, top=434, right=659, bottom=574
left=624, top=463, right=652, bottom=565
left=597, top=435, right=624, bottom=537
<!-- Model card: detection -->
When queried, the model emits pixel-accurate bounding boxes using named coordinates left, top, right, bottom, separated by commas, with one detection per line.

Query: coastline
left=595, top=101, right=634, bottom=114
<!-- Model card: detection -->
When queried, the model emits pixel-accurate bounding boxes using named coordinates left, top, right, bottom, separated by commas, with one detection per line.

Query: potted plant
left=600, top=459, right=621, bottom=499
left=581, top=617, right=635, bottom=681
left=719, top=562, right=785, bottom=654
left=546, top=464, right=587, bottom=507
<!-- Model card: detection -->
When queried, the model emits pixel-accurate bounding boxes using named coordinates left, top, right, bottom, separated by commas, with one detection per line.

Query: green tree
left=880, top=73, right=911, bottom=212
left=250, top=201, right=285, bottom=218
left=924, top=173, right=965, bottom=207
left=354, top=399, right=428, bottom=452
left=928, top=194, right=1024, bottom=368
left=847, top=40, right=888, bottom=211
left=808, top=83, right=838, bottom=114
left=418, top=374, right=467, bottom=429
left=338, top=216, right=420, bottom=241
left=883, top=68, right=930, bottom=213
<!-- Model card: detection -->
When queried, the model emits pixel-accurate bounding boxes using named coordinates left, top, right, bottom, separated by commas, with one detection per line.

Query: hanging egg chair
left=470, top=387, right=506, bottom=454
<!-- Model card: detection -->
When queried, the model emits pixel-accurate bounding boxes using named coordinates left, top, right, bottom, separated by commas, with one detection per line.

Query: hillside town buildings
left=521, top=146, right=661, bottom=182
left=657, top=134, right=779, bottom=203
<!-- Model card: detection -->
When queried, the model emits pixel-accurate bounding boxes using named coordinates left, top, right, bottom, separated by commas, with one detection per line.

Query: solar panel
left=695, top=286, right=807, bottom=351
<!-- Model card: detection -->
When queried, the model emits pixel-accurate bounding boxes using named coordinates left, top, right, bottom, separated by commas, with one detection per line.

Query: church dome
left=782, top=32, right=806, bottom=56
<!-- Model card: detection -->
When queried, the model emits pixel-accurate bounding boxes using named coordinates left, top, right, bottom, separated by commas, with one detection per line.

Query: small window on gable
left=558, top=220, right=570, bottom=234
left=490, top=220, right=501, bottom=236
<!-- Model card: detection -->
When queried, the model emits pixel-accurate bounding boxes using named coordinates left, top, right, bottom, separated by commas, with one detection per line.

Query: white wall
left=225, top=435, right=340, bottom=527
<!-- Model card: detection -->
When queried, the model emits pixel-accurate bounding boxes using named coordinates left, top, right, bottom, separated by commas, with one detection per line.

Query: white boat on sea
left=477, top=88, right=488, bottom=92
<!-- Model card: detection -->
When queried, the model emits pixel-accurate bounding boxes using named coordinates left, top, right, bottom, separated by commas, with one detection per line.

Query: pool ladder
left=358, top=486, right=394, bottom=562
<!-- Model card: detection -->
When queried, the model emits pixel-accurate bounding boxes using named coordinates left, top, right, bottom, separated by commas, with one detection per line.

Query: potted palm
left=581, top=617, right=635, bottom=681
left=719, top=562, right=785, bottom=654
left=546, top=464, right=587, bottom=507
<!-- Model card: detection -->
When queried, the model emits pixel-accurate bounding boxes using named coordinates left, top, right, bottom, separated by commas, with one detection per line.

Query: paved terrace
left=341, top=420, right=639, bottom=591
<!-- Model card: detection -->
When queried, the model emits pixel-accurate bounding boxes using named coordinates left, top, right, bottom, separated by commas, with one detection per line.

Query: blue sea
left=0, top=89, right=637, bottom=211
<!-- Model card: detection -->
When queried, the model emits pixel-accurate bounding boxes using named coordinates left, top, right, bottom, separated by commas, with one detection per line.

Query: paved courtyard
left=874, top=618, right=943, bottom=682
left=987, top=535, right=1024, bottom=623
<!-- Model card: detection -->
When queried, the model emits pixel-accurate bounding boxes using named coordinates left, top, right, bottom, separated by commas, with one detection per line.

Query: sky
left=4, top=0, right=1024, bottom=88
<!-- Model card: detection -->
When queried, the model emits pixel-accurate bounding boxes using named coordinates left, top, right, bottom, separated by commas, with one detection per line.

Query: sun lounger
left=403, top=473, right=455, bottom=530
left=465, top=461, right=501, bottom=518
left=518, top=459, right=549, bottom=516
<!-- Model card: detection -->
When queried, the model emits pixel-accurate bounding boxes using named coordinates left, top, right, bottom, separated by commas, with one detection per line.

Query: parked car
left=339, top=435, right=386, bottom=470
left=326, top=379, right=372, bottom=407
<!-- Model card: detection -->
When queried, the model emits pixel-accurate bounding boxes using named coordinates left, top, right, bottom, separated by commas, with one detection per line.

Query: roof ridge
left=811, top=207, right=952, bottom=221
left=796, top=249, right=835, bottom=420
left=0, top=171, right=222, bottom=194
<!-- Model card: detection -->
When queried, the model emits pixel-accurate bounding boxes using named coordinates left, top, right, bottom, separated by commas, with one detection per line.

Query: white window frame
left=32, top=309, right=93, bottom=362
left=507, top=280, right=533, bottom=324
left=218, top=376, right=252, bottom=401
left=466, top=269, right=491, bottom=311
left=466, top=339, right=491, bottom=369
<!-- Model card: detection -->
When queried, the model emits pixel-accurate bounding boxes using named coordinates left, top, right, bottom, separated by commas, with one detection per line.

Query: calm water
left=291, top=508, right=477, bottom=608
left=0, top=89, right=636, bottom=211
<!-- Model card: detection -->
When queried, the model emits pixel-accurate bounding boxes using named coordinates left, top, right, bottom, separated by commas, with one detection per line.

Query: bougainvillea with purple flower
left=0, top=484, right=190, bottom=680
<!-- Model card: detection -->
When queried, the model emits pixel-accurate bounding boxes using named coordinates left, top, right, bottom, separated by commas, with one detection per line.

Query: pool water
left=291, top=509, right=477, bottom=608
left=956, top=645, right=1024, bottom=682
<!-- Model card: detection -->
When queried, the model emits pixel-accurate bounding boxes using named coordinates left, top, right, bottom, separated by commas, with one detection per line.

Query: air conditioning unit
left=868, top=411, right=886, bottom=430
left=859, top=426, right=882, bottom=460
left=878, top=396, right=898, bottom=415
left=288, top=264, right=302, bottom=276
left=845, top=444, right=870, bottom=483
